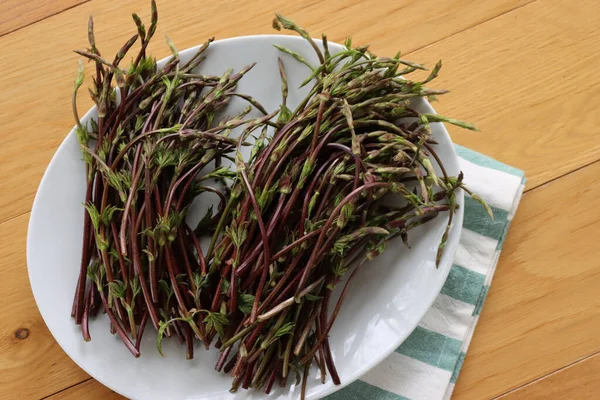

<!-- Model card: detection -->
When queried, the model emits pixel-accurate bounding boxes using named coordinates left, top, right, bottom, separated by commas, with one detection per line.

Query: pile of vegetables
left=71, top=2, right=489, bottom=397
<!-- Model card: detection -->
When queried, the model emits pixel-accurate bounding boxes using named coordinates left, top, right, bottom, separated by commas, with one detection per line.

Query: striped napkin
left=326, top=145, right=526, bottom=400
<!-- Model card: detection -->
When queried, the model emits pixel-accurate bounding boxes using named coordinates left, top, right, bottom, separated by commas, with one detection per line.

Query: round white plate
left=27, top=35, right=463, bottom=400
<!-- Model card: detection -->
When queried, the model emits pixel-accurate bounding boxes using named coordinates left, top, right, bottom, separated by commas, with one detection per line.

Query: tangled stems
left=202, top=15, right=490, bottom=397
left=71, top=1, right=272, bottom=356
left=71, top=5, right=490, bottom=399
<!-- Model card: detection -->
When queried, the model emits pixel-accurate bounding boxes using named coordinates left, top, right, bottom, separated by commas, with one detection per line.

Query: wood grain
left=0, top=0, right=88, bottom=37
left=0, top=214, right=89, bottom=399
left=408, top=0, right=600, bottom=192
left=0, top=0, right=531, bottom=224
left=46, top=379, right=121, bottom=400
left=452, top=160, right=600, bottom=399
left=499, top=353, right=600, bottom=399
left=2, top=0, right=600, bottom=399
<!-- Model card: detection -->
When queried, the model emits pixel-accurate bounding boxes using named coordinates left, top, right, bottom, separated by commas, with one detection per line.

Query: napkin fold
left=326, top=145, right=526, bottom=400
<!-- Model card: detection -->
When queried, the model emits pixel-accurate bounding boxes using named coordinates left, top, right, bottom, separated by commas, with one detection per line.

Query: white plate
left=27, top=35, right=463, bottom=400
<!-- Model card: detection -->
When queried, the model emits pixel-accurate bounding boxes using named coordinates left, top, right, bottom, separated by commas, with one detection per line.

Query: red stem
left=185, top=325, right=194, bottom=360
left=298, top=156, right=338, bottom=234
left=119, top=143, right=144, bottom=254
left=242, top=361, right=255, bottom=389
left=229, top=253, right=238, bottom=313
left=111, top=222, right=131, bottom=303
left=310, top=97, right=326, bottom=153
left=320, top=290, right=340, bottom=384
left=235, top=194, right=286, bottom=276
left=239, top=170, right=272, bottom=323
left=135, top=311, right=149, bottom=352
left=216, top=345, right=233, bottom=372
left=165, top=245, right=190, bottom=315
left=301, top=258, right=370, bottom=364
left=264, top=359, right=280, bottom=394
left=130, top=204, right=161, bottom=329
left=177, top=229, right=195, bottom=289
left=211, top=262, right=230, bottom=312
left=99, top=289, right=140, bottom=357
left=270, top=228, right=323, bottom=262
left=185, top=224, right=206, bottom=275
left=145, top=166, right=159, bottom=303
left=81, top=283, right=92, bottom=342
left=73, top=181, right=94, bottom=323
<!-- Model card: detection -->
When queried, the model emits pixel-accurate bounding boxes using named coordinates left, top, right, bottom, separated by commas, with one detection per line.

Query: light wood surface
left=47, top=379, right=120, bottom=400
left=0, top=214, right=88, bottom=398
left=409, top=0, right=600, bottom=191
left=0, top=0, right=87, bottom=36
left=500, top=353, right=600, bottom=399
left=1, top=0, right=599, bottom=399
left=453, top=159, right=600, bottom=399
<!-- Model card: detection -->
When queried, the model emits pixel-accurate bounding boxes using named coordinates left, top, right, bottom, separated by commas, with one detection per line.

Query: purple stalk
left=239, top=169, right=272, bottom=323
left=130, top=204, right=161, bottom=329
left=135, top=311, right=149, bottom=352
left=99, top=289, right=140, bottom=357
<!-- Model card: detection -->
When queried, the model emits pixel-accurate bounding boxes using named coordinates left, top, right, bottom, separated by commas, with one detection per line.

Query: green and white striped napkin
left=326, top=145, right=526, bottom=400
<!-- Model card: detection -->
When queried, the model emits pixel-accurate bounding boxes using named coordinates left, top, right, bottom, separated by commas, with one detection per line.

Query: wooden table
left=2, top=0, right=599, bottom=398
